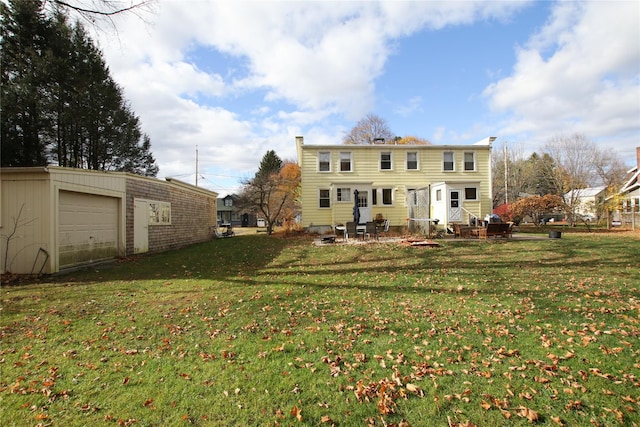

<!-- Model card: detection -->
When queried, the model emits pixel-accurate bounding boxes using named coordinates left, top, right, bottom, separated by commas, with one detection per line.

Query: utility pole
left=504, top=144, right=508, bottom=205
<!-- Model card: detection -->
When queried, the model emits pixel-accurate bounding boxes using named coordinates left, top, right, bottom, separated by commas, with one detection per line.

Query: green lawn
left=1, top=232, right=639, bottom=426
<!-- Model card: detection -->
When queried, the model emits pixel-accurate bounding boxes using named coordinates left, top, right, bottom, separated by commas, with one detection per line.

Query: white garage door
left=58, top=191, right=119, bottom=269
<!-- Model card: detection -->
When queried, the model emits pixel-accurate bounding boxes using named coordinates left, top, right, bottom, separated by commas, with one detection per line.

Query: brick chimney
left=637, top=147, right=640, bottom=169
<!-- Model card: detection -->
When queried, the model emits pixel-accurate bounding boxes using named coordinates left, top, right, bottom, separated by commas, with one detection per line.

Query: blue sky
left=93, top=1, right=639, bottom=196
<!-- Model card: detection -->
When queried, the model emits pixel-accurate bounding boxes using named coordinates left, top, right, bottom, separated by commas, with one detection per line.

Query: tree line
left=492, top=133, right=627, bottom=225
left=1, top=0, right=158, bottom=176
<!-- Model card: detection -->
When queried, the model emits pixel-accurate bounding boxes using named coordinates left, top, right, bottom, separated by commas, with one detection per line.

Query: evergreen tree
left=0, top=0, right=158, bottom=176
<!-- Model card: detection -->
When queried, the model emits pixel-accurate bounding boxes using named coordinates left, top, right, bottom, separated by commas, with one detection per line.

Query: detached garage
left=1, top=167, right=217, bottom=275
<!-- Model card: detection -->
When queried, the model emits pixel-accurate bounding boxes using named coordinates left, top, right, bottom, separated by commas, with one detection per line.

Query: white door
left=133, top=198, right=149, bottom=254
left=358, top=190, right=371, bottom=223
left=449, top=190, right=462, bottom=222
left=58, top=191, right=119, bottom=268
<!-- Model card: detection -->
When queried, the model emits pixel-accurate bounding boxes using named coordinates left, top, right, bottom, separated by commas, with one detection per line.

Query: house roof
left=564, top=186, right=607, bottom=199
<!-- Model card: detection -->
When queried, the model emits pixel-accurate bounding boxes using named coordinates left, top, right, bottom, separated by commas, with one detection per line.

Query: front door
left=449, top=190, right=462, bottom=222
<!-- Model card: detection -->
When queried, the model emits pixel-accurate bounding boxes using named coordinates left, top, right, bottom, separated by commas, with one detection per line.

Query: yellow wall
left=297, top=137, right=493, bottom=230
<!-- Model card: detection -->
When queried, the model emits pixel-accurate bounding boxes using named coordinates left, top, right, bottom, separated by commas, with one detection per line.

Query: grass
left=1, top=232, right=639, bottom=426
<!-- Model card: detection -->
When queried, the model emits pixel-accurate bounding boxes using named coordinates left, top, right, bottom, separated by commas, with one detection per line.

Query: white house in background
left=564, top=186, right=607, bottom=220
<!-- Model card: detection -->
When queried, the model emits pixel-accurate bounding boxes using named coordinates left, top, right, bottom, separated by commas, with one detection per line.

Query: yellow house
left=295, top=136, right=495, bottom=233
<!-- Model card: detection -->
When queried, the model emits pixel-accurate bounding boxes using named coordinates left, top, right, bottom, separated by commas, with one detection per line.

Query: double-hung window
left=318, top=151, right=331, bottom=172
left=339, top=152, right=352, bottom=172
left=443, top=151, right=454, bottom=171
left=380, top=152, right=392, bottom=170
left=464, top=152, right=475, bottom=171
left=382, top=188, right=393, bottom=205
left=406, top=152, right=418, bottom=170
left=319, top=189, right=331, bottom=208
left=336, top=187, right=351, bottom=202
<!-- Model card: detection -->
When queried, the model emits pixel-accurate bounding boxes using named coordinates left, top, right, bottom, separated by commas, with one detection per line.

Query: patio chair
left=365, top=221, right=377, bottom=240
left=345, top=221, right=357, bottom=241
left=378, top=219, right=391, bottom=239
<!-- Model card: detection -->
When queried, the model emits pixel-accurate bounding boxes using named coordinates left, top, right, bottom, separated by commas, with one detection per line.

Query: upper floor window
left=319, top=189, right=331, bottom=208
left=406, top=152, right=418, bottom=170
left=224, top=198, right=233, bottom=207
left=336, top=187, right=351, bottom=202
left=464, top=152, right=475, bottom=171
left=339, top=152, right=352, bottom=172
left=318, top=151, right=331, bottom=172
left=380, top=152, right=392, bottom=170
left=443, top=151, right=455, bottom=171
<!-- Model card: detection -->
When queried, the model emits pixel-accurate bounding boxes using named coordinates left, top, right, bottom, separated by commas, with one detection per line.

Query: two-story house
left=295, top=136, right=495, bottom=233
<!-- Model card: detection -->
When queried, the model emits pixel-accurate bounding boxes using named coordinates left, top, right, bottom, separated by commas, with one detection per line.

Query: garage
left=58, top=190, right=120, bottom=269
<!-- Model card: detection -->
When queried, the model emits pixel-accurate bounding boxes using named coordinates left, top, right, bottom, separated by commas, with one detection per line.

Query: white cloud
left=90, top=0, right=539, bottom=186
left=483, top=1, right=640, bottom=158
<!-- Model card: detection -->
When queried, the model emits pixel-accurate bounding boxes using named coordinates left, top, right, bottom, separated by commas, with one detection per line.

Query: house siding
left=125, top=177, right=217, bottom=255
left=297, top=137, right=494, bottom=230
left=1, top=166, right=217, bottom=275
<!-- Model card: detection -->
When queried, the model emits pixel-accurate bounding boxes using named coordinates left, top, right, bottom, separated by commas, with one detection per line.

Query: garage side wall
left=125, top=177, right=217, bottom=255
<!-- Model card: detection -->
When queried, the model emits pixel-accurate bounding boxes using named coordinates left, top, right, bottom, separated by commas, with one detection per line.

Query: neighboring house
left=1, top=166, right=217, bottom=275
left=217, top=194, right=257, bottom=227
left=295, top=136, right=495, bottom=233
left=615, top=147, right=640, bottom=227
left=564, top=186, right=607, bottom=220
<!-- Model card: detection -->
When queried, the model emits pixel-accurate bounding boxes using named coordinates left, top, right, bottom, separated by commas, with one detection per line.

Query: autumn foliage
left=508, top=194, right=566, bottom=224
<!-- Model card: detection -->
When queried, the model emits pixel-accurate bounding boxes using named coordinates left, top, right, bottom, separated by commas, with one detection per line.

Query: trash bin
left=549, top=230, right=562, bottom=239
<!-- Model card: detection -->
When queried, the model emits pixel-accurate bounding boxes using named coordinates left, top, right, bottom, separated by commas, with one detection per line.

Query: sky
left=90, top=0, right=640, bottom=196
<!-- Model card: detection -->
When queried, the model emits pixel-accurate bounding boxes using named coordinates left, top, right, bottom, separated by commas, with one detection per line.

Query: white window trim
left=318, top=151, right=332, bottom=172
left=463, top=152, right=476, bottom=172
left=464, top=186, right=479, bottom=201
left=149, top=201, right=171, bottom=225
left=319, top=188, right=331, bottom=208
left=443, top=151, right=455, bottom=172
left=406, top=151, right=419, bottom=171
left=380, top=151, right=393, bottom=171
left=336, top=187, right=352, bottom=202
left=381, top=187, right=394, bottom=205
left=339, top=151, right=353, bottom=172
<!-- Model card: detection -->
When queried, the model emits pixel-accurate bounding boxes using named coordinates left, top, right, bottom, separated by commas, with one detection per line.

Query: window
left=380, top=152, right=392, bottom=170
left=339, top=152, right=352, bottom=172
left=406, top=152, right=418, bottom=170
left=382, top=188, right=393, bottom=205
left=224, top=198, right=233, bottom=207
left=319, top=189, right=331, bottom=208
left=464, top=187, right=478, bottom=200
left=443, top=152, right=454, bottom=171
left=464, top=152, right=475, bottom=171
left=372, top=189, right=378, bottom=205
left=318, top=151, right=331, bottom=172
left=149, top=201, right=171, bottom=225
left=336, top=187, right=351, bottom=202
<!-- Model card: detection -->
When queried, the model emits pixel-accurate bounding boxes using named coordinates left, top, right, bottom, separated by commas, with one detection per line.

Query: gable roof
left=564, top=186, right=607, bottom=199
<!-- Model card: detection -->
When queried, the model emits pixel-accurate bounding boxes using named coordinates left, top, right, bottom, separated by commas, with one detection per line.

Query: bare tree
left=343, top=114, right=394, bottom=145
left=544, top=133, right=600, bottom=224
left=45, top=0, right=155, bottom=28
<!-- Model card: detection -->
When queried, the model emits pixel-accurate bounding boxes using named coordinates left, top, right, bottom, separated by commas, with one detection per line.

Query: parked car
left=579, top=214, right=597, bottom=222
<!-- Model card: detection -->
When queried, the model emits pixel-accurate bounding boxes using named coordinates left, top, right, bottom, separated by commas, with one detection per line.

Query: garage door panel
left=59, top=191, right=119, bottom=268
